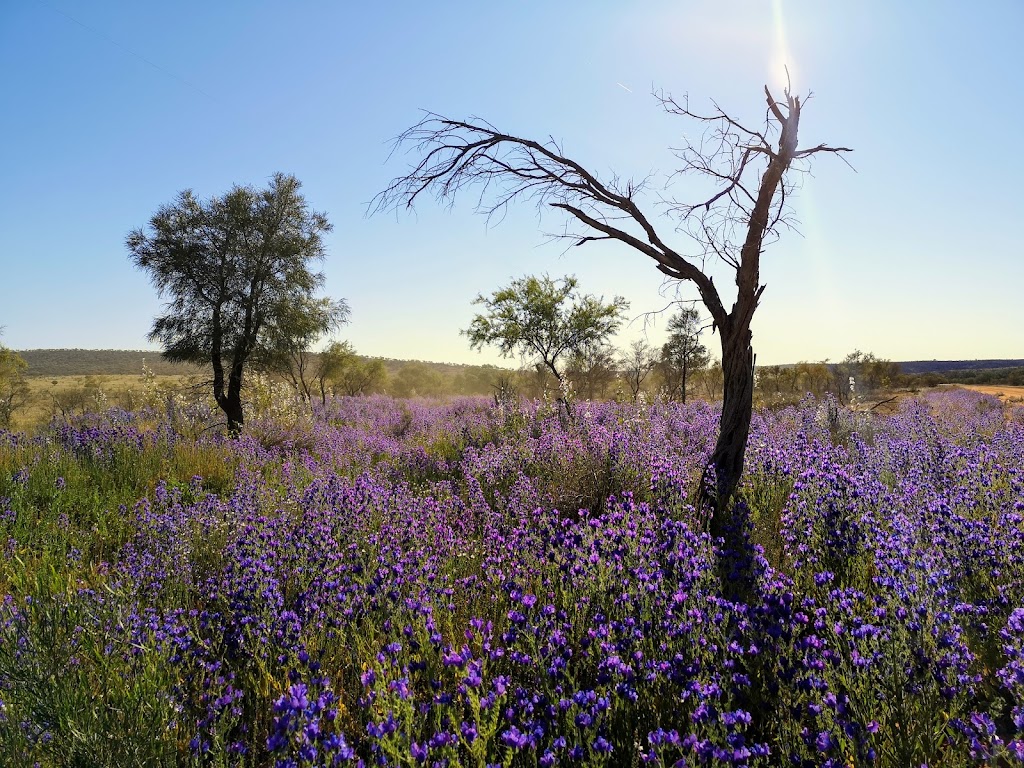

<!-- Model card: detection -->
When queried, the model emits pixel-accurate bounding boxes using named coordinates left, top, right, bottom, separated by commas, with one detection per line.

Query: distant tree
left=313, top=341, right=357, bottom=404
left=832, top=350, right=899, bottom=402
left=0, top=334, right=29, bottom=428
left=127, top=173, right=339, bottom=434
left=696, top=360, right=724, bottom=402
left=463, top=274, right=628, bottom=410
left=620, top=339, right=658, bottom=402
left=490, top=370, right=521, bottom=406
left=266, top=297, right=350, bottom=402
left=519, top=364, right=559, bottom=400
left=453, top=364, right=506, bottom=396
left=333, top=355, right=389, bottom=397
left=567, top=342, right=618, bottom=401
left=660, top=307, right=710, bottom=403
left=374, top=83, right=851, bottom=539
left=795, top=361, right=834, bottom=396
left=392, top=362, right=445, bottom=398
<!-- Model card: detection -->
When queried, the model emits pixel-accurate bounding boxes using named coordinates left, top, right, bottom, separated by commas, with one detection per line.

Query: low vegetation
left=2, top=388, right=1023, bottom=766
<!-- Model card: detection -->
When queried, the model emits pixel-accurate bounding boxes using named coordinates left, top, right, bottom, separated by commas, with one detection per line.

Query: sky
left=1, top=0, right=1022, bottom=368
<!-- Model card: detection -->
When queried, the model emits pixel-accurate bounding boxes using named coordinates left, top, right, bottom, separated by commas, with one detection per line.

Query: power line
left=35, top=0, right=218, bottom=102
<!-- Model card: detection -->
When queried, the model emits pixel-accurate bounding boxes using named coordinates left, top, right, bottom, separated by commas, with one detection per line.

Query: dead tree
left=373, top=84, right=851, bottom=540
left=620, top=339, right=658, bottom=402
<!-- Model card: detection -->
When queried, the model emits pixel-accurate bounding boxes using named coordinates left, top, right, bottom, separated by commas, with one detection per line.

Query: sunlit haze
left=2, top=1, right=1022, bottom=366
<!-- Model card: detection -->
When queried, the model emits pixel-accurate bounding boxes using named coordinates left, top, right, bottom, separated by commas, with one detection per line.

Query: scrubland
left=1, top=389, right=1023, bottom=766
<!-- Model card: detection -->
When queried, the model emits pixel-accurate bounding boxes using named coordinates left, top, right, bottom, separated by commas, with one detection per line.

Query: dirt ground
left=957, top=384, right=1024, bottom=403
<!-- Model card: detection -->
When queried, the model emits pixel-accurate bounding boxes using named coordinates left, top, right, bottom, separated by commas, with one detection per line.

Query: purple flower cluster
left=1, top=389, right=1023, bottom=765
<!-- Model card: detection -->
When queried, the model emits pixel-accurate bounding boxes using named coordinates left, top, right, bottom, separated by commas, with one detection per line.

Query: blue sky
left=2, top=0, right=1022, bottom=367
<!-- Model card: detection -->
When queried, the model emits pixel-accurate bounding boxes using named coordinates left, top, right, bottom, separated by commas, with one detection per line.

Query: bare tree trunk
left=705, top=324, right=755, bottom=537
left=224, top=360, right=246, bottom=436
left=210, top=308, right=244, bottom=434
left=681, top=357, right=689, bottom=405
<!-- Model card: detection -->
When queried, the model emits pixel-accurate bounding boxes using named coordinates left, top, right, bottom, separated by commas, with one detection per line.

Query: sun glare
left=770, top=0, right=795, bottom=89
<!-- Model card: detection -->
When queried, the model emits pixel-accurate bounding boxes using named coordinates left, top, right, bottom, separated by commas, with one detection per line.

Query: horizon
left=12, top=347, right=1024, bottom=372
left=2, top=1, right=1022, bottom=365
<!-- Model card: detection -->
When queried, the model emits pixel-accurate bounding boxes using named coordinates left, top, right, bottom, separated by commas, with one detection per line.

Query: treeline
left=756, top=351, right=900, bottom=406
left=899, top=358, right=1024, bottom=375
left=18, top=349, right=204, bottom=377
left=902, top=366, right=1024, bottom=387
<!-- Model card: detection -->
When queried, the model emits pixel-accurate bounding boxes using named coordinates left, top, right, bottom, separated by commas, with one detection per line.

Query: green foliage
left=464, top=274, right=628, bottom=386
left=392, top=362, right=445, bottom=398
left=833, top=350, right=900, bottom=402
left=127, top=172, right=339, bottom=431
left=320, top=343, right=389, bottom=398
left=905, top=366, right=1024, bottom=387
left=0, top=580, right=185, bottom=766
left=0, top=342, right=29, bottom=428
left=566, top=343, right=618, bottom=401
left=264, top=297, right=351, bottom=401
left=659, top=306, right=710, bottom=403
left=17, top=350, right=203, bottom=378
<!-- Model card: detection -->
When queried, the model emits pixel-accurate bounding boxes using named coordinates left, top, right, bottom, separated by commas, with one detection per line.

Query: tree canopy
left=127, top=173, right=341, bottom=433
left=264, top=296, right=350, bottom=402
left=0, top=333, right=29, bottom=429
left=463, top=274, right=628, bottom=394
left=661, top=307, right=711, bottom=403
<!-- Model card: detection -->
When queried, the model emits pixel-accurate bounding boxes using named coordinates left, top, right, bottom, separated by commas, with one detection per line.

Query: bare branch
left=793, top=142, right=854, bottom=158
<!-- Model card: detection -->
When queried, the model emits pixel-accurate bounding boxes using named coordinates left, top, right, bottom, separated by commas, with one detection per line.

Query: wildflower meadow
left=1, top=388, right=1023, bottom=766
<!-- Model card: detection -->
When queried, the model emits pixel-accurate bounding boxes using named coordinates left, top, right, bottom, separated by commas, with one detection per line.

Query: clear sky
left=2, top=0, right=1022, bottom=367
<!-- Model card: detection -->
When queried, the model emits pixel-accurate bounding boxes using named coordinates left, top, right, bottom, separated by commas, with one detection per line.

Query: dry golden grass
left=13, top=374, right=204, bottom=431
left=958, top=384, right=1024, bottom=403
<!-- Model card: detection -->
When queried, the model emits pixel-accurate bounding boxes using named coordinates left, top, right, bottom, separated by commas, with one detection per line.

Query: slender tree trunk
left=224, top=362, right=246, bottom=436
left=545, top=360, right=573, bottom=418
left=209, top=308, right=242, bottom=434
left=681, top=357, right=688, bottom=405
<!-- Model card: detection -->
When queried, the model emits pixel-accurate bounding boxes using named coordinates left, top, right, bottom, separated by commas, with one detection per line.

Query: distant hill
left=18, top=349, right=1024, bottom=388
left=17, top=349, right=204, bottom=377
left=897, top=359, right=1024, bottom=374
left=15, top=349, right=512, bottom=382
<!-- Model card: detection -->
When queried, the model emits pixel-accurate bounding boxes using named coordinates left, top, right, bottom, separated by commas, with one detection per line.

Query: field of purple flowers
left=1, top=389, right=1023, bottom=767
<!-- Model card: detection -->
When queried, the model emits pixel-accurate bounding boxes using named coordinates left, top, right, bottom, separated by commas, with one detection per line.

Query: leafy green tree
left=463, top=275, right=628, bottom=405
left=0, top=335, right=29, bottom=429
left=314, top=341, right=357, bottom=404
left=567, top=342, right=618, bottom=401
left=265, top=297, right=350, bottom=402
left=320, top=344, right=388, bottom=398
left=127, top=173, right=338, bottom=434
left=392, top=362, right=444, bottom=398
left=660, top=307, right=710, bottom=403
left=832, top=350, right=899, bottom=402
left=342, top=358, right=388, bottom=397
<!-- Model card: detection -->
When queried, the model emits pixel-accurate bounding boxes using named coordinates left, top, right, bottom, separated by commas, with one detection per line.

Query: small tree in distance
left=316, top=342, right=389, bottom=401
left=463, top=274, right=628, bottom=410
left=0, top=331, right=29, bottom=429
left=620, top=339, right=658, bottom=402
left=661, top=307, right=711, bottom=404
left=266, top=296, right=350, bottom=403
left=128, top=173, right=341, bottom=434
left=567, top=342, right=618, bottom=401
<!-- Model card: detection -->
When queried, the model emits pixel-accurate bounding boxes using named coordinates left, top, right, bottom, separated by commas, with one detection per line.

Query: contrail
left=616, top=82, right=633, bottom=93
